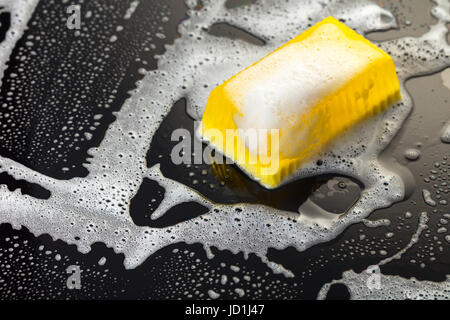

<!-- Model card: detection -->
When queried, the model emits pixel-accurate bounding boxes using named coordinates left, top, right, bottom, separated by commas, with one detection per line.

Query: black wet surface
left=0, top=0, right=449, bottom=300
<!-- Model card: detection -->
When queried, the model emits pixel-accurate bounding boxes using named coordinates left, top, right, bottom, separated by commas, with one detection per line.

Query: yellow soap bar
left=199, top=17, right=401, bottom=189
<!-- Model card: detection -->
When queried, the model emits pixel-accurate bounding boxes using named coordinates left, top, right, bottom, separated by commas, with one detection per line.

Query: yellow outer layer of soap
left=199, top=17, right=401, bottom=189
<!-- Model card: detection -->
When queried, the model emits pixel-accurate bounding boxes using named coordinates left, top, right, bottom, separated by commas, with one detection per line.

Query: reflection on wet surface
left=207, top=22, right=266, bottom=46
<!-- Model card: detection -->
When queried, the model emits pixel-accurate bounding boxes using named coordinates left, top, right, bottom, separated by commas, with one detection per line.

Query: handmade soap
left=199, top=17, right=401, bottom=189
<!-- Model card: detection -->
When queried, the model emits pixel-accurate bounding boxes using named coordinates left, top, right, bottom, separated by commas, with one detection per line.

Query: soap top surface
left=224, top=18, right=387, bottom=156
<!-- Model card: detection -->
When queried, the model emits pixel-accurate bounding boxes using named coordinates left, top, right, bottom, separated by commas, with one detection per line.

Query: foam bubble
left=404, top=148, right=421, bottom=161
left=422, top=189, right=437, bottom=207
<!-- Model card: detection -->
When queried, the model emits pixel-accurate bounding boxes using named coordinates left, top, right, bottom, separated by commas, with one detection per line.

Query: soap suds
left=0, top=0, right=449, bottom=281
left=318, top=212, right=450, bottom=300
left=229, top=21, right=389, bottom=158
left=422, top=189, right=437, bottom=207
left=0, top=0, right=39, bottom=87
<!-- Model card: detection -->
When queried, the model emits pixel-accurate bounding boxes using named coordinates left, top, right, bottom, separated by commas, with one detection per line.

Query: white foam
left=318, top=212, right=450, bottom=300
left=0, top=0, right=39, bottom=87
left=230, top=22, right=385, bottom=157
left=0, top=0, right=448, bottom=283
left=124, top=1, right=140, bottom=20
left=318, top=270, right=450, bottom=300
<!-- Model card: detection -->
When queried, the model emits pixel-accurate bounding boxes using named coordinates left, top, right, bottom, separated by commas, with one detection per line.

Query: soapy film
left=0, top=0, right=449, bottom=284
